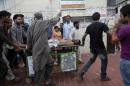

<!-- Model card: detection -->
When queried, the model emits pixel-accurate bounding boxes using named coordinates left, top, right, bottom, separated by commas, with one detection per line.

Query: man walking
left=80, top=12, right=111, bottom=81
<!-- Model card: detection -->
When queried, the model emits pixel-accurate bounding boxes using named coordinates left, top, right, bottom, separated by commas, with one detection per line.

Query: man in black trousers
left=80, top=12, right=111, bottom=81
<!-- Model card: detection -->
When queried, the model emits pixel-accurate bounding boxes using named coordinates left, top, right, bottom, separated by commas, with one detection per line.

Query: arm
left=10, top=27, right=17, bottom=43
left=63, top=24, right=66, bottom=39
left=27, top=22, right=34, bottom=51
left=110, top=23, right=121, bottom=44
left=102, top=23, right=113, bottom=37
left=111, top=32, right=119, bottom=44
left=81, top=26, right=89, bottom=46
left=22, top=28, right=27, bottom=38
left=48, top=12, right=61, bottom=28
left=0, top=29, right=20, bottom=51
left=81, top=32, right=87, bottom=46
left=0, top=29, right=13, bottom=45
left=111, top=25, right=127, bottom=44
left=69, top=28, right=75, bottom=40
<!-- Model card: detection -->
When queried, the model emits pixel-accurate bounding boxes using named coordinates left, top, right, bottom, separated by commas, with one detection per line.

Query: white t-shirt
left=63, top=21, right=74, bottom=40
left=69, top=27, right=81, bottom=40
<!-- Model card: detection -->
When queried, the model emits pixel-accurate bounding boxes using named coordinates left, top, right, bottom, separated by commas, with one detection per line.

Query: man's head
left=0, top=10, right=11, bottom=26
left=73, top=21, right=79, bottom=29
left=13, top=14, right=23, bottom=25
left=34, top=12, right=43, bottom=20
left=4, top=19, right=12, bottom=29
left=92, top=12, right=100, bottom=21
left=65, top=15, right=71, bottom=23
left=19, top=14, right=24, bottom=23
left=120, top=4, right=130, bottom=24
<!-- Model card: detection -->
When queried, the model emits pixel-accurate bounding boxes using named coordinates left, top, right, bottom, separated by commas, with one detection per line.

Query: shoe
left=45, top=80, right=56, bottom=86
left=101, top=76, right=111, bottom=81
left=12, top=77, right=21, bottom=83
left=79, top=72, right=84, bottom=80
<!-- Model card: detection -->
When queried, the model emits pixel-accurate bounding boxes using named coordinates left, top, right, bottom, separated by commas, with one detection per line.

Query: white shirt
left=69, top=27, right=81, bottom=40
left=63, top=21, right=74, bottom=40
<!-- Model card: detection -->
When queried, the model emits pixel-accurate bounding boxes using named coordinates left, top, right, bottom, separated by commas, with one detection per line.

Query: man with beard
left=27, top=12, right=61, bottom=86
left=11, top=14, right=27, bottom=68
left=63, top=15, right=74, bottom=40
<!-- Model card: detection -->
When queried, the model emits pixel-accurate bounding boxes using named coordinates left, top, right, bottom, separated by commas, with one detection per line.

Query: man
left=27, top=12, right=61, bottom=86
left=19, top=14, right=29, bottom=44
left=63, top=15, right=74, bottom=40
left=80, top=12, right=111, bottom=81
left=68, top=21, right=82, bottom=62
left=0, top=10, right=20, bottom=86
left=112, top=4, right=130, bottom=86
left=2, top=18, right=21, bottom=82
left=11, top=14, right=27, bottom=68
left=69, top=21, right=80, bottom=40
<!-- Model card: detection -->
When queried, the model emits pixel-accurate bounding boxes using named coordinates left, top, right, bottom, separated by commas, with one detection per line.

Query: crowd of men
left=0, top=4, right=130, bottom=86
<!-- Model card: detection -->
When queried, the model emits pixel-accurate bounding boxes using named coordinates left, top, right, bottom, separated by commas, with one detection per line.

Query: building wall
left=0, top=0, right=4, bottom=10
left=1, top=0, right=108, bottom=54
left=85, top=0, right=107, bottom=8
left=0, top=0, right=16, bottom=12
left=1, top=0, right=107, bottom=17
left=11, top=0, right=60, bottom=18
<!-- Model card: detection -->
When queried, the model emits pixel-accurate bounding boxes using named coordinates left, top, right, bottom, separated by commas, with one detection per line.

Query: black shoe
left=79, top=72, right=84, bottom=80
left=12, top=77, right=21, bottom=83
left=101, top=76, right=111, bottom=81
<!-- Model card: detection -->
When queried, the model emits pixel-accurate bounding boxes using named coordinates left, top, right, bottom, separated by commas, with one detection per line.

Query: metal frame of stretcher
left=50, top=45, right=80, bottom=72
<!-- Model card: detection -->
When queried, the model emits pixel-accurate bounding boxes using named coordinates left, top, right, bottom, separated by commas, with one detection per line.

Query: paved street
left=5, top=52, right=124, bottom=86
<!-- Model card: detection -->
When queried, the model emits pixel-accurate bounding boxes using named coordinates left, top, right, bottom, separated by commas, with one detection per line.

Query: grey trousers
left=35, top=69, right=45, bottom=86
left=35, top=60, right=54, bottom=86
left=81, top=49, right=108, bottom=79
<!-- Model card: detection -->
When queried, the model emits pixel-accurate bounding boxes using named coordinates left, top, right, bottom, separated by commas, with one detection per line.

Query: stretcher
left=26, top=39, right=81, bottom=77
left=50, top=45, right=80, bottom=72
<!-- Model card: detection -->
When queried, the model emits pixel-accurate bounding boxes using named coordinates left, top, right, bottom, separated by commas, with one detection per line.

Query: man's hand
left=111, top=32, right=119, bottom=44
left=80, top=35, right=86, bottom=46
left=113, top=19, right=123, bottom=33
left=19, top=44, right=27, bottom=48
left=13, top=43, right=21, bottom=52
